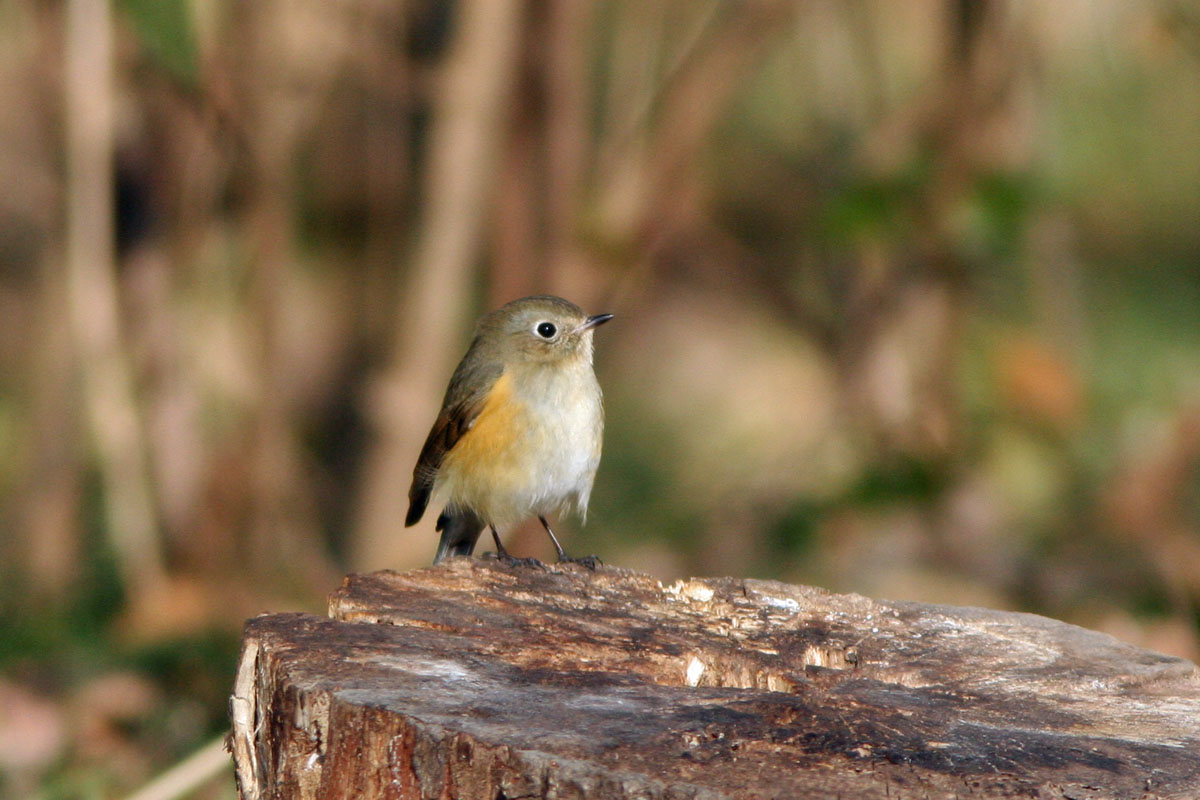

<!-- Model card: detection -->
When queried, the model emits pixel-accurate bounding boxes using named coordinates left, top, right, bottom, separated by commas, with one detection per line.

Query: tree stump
left=230, top=559, right=1200, bottom=799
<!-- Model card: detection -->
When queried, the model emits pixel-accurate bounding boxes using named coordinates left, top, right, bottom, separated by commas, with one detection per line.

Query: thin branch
left=122, top=736, right=231, bottom=800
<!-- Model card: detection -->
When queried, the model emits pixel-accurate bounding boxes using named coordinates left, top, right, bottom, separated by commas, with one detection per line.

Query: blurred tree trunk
left=488, top=0, right=603, bottom=316
left=361, top=3, right=413, bottom=341
left=63, top=0, right=166, bottom=596
left=543, top=0, right=594, bottom=301
left=233, top=0, right=340, bottom=591
left=352, top=0, right=526, bottom=570
left=8, top=2, right=84, bottom=600
left=23, top=260, right=84, bottom=597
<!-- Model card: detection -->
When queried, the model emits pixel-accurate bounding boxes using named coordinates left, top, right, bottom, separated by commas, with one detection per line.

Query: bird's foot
left=557, top=554, right=601, bottom=571
left=487, top=526, right=546, bottom=570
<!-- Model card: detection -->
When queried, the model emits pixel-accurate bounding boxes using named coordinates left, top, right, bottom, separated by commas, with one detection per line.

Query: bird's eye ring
left=535, top=321, right=557, bottom=339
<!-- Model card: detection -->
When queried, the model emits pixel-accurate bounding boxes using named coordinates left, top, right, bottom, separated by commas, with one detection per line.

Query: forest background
left=2, top=1, right=1200, bottom=797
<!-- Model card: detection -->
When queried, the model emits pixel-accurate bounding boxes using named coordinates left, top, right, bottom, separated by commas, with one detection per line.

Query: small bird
left=405, top=295, right=612, bottom=567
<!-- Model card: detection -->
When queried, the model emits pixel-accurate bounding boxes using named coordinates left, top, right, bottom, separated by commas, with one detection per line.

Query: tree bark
left=231, top=560, right=1200, bottom=799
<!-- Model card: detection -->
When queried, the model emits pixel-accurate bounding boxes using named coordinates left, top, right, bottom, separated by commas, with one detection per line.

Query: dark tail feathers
left=433, top=510, right=485, bottom=564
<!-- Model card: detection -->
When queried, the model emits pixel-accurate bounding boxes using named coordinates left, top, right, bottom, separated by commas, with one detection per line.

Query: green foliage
left=766, top=498, right=822, bottom=557
left=821, top=160, right=929, bottom=246
left=844, top=455, right=949, bottom=509
left=117, top=0, right=198, bottom=85
left=968, top=171, right=1037, bottom=261
left=588, top=401, right=706, bottom=553
left=127, top=631, right=243, bottom=741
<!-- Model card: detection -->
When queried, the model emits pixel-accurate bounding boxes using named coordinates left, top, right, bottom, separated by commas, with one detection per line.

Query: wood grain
left=231, top=559, right=1200, bottom=799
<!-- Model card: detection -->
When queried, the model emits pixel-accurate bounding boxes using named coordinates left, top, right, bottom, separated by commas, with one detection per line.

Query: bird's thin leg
left=538, top=516, right=568, bottom=561
left=490, top=525, right=545, bottom=570
left=539, top=516, right=601, bottom=570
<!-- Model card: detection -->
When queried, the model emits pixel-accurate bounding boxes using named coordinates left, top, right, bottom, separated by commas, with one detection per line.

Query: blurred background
left=3, top=0, right=1200, bottom=796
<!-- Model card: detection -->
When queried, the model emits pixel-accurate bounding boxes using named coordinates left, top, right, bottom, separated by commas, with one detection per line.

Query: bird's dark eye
left=535, top=321, right=557, bottom=339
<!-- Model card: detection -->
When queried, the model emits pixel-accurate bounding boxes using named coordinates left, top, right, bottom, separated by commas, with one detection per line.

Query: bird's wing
left=404, top=353, right=503, bottom=527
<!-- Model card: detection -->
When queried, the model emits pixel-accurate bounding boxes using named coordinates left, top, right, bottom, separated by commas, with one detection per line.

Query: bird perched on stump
left=405, top=295, right=612, bottom=567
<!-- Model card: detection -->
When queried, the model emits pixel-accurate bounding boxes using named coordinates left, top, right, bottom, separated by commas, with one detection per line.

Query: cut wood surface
left=230, top=559, right=1200, bottom=799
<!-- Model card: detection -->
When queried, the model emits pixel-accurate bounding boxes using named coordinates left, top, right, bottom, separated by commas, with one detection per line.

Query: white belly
left=433, top=359, right=604, bottom=530
left=510, top=361, right=604, bottom=518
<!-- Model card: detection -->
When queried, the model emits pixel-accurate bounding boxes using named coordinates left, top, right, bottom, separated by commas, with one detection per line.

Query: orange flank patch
left=439, top=372, right=528, bottom=499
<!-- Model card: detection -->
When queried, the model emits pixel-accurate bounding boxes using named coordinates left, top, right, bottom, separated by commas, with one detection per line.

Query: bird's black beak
left=581, top=313, right=614, bottom=331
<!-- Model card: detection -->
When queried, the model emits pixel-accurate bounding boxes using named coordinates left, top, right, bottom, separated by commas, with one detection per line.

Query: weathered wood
left=230, top=559, right=1200, bottom=800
